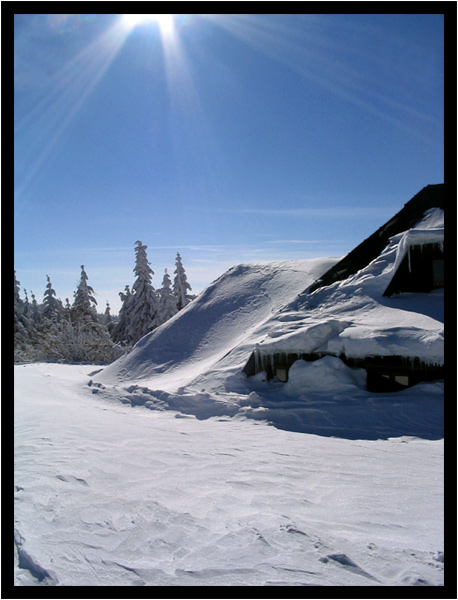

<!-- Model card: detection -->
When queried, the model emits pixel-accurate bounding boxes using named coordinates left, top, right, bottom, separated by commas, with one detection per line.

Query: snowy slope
left=98, top=258, right=338, bottom=392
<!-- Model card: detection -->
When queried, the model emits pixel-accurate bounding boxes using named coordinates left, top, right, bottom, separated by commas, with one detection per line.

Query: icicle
left=254, top=345, right=260, bottom=374
left=407, top=246, right=411, bottom=273
left=269, top=354, right=274, bottom=374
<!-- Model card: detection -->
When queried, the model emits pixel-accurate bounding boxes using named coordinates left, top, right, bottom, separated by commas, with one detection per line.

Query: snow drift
left=93, top=206, right=443, bottom=440
left=97, top=258, right=339, bottom=392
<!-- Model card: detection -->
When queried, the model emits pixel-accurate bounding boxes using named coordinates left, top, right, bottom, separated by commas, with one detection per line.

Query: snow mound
left=284, top=356, right=367, bottom=395
left=97, top=258, right=339, bottom=392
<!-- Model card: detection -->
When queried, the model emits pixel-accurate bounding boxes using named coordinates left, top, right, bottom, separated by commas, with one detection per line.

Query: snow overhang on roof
left=392, top=227, right=444, bottom=273
left=402, top=227, right=444, bottom=248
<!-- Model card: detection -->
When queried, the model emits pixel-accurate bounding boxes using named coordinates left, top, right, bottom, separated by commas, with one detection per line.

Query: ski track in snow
left=14, top=364, right=444, bottom=587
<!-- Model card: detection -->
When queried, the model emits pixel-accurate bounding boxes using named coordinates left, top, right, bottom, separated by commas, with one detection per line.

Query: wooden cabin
left=242, top=185, right=444, bottom=393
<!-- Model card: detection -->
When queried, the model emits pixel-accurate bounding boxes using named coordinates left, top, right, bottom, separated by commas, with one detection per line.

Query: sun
left=122, top=14, right=174, bottom=35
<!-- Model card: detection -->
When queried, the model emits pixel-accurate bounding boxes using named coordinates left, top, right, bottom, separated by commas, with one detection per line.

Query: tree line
left=14, top=243, right=194, bottom=364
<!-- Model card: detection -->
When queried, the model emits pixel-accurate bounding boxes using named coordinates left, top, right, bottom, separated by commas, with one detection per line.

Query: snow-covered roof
left=253, top=208, right=444, bottom=366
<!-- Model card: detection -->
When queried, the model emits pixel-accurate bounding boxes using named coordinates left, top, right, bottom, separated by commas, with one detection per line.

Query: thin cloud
left=218, top=206, right=395, bottom=219
left=267, top=239, right=346, bottom=245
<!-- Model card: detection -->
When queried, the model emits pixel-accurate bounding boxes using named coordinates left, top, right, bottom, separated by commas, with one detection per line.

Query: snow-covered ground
left=15, top=363, right=443, bottom=587
left=14, top=241, right=444, bottom=586
left=15, top=249, right=444, bottom=586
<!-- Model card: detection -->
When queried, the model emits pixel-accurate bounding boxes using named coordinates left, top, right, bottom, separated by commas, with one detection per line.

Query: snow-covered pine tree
left=14, top=271, right=29, bottom=361
left=127, top=241, right=159, bottom=344
left=32, top=274, right=65, bottom=361
left=41, top=275, right=63, bottom=323
left=29, top=291, right=41, bottom=327
left=111, top=285, right=133, bottom=345
left=46, top=298, right=76, bottom=363
left=104, top=302, right=114, bottom=331
left=14, top=273, right=44, bottom=362
left=23, top=289, right=31, bottom=320
left=21, top=289, right=40, bottom=350
left=64, top=297, right=72, bottom=317
left=14, top=271, right=21, bottom=307
left=70, top=265, right=115, bottom=362
left=71, top=265, right=97, bottom=320
left=157, top=268, right=178, bottom=326
left=14, top=272, right=24, bottom=336
left=173, top=252, right=192, bottom=311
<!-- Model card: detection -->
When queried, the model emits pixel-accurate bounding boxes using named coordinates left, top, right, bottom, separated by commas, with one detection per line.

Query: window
left=394, top=375, right=409, bottom=387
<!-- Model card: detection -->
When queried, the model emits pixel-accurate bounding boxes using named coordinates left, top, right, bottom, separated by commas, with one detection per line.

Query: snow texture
left=14, top=210, right=444, bottom=586
left=15, top=364, right=443, bottom=587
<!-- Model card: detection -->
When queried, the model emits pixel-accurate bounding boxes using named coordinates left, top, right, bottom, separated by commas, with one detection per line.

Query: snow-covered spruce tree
left=34, top=276, right=68, bottom=362
left=22, top=289, right=32, bottom=322
left=104, top=301, right=114, bottom=333
left=127, top=241, right=159, bottom=345
left=71, top=265, right=97, bottom=320
left=157, top=268, right=178, bottom=326
left=21, top=289, right=42, bottom=356
left=70, top=265, right=116, bottom=362
left=111, top=285, right=133, bottom=345
left=29, top=291, right=41, bottom=329
left=14, top=271, right=21, bottom=307
left=173, top=252, right=193, bottom=311
left=51, top=299, right=77, bottom=363
left=14, top=274, right=44, bottom=361
left=38, top=275, right=66, bottom=360
left=40, top=311, right=71, bottom=363
left=14, top=271, right=31, bottom=361
left=41, top=275, right=63, bottom=323
left=14, top=272, right=24, bottom=335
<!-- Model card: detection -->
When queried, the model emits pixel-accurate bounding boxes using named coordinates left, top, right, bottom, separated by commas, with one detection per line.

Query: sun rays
left=15, top=13, right=442, bottom=207
left=14, top=15, right=181, bottom=202
left=15, top=18, right=132, bottom=201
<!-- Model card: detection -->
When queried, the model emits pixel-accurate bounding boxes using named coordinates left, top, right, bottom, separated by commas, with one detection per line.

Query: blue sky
left=14, top=13, right=444, bottom=313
